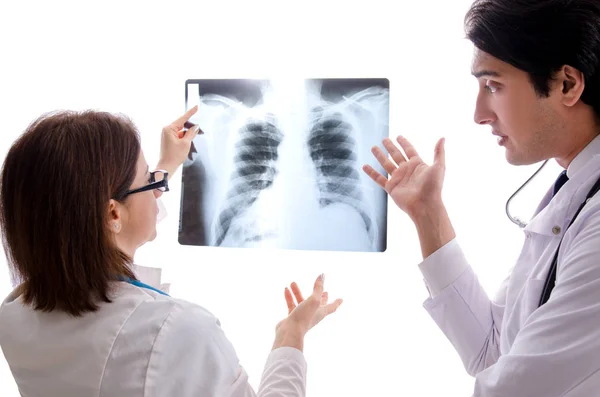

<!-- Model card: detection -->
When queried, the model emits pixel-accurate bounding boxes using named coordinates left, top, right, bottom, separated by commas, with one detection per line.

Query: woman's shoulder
left=116, top=280, right=224, bottom=338
left=125, top=284, right=241, bottom=377
left=121, top=266, right=220, bottom=325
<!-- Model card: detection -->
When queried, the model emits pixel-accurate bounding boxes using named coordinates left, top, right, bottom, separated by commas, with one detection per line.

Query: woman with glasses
left=0, top=106, right=342, bottom=397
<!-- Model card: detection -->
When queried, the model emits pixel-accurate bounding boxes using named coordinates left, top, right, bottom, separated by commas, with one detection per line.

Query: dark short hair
left=0, top=110, right=141, bottom=317
left=465, top=0, right=600, bottom=117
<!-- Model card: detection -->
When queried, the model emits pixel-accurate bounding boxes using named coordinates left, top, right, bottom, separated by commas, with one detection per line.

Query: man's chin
left=505, top=152, right=545, bottom=166
left=504, top=148, right=527, bottom=166
left=505, top=153, right=522, bottom=165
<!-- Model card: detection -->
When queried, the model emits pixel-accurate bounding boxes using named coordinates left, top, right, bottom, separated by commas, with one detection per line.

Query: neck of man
left=555, top=109, right=600, bottom=169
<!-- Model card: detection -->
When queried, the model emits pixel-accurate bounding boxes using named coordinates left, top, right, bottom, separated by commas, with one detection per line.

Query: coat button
left=552, top=226, right=561, bottom=235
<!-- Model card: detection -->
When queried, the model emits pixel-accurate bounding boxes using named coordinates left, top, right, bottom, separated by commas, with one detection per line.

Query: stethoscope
left=505, top=159, right=550, bottom=228
left=503, top=159, right=555, bottom=307
left=504, top=156, right=600, bottom=307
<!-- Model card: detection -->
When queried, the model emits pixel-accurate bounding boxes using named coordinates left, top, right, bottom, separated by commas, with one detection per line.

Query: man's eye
left=485, top=81, right=498, bottom=93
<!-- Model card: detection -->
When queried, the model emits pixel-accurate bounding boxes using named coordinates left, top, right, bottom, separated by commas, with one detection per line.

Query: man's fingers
left=382, top=138, right=407, bottom=166
left=396, top=135, right=420, bottom=159
left=290, top=282, right=304, bottom=303
left=362, top=164, right=388, bottom=189
left=370, top=145, right=397, bottom=175
left=284, top=287, right=295, bottom=314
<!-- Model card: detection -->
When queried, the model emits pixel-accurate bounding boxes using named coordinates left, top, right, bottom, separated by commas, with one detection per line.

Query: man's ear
left=559, top=65, right=585, bottom=107
left=108, top=199, right=123, bottom=234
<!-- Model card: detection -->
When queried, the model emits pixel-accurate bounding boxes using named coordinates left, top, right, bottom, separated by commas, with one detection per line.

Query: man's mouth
left=492, top=131, right=507, bottom=145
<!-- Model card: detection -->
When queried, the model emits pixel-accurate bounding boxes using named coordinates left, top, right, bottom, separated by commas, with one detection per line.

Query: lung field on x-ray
left=307, top=106, right=376, bottom=245
left=214, top=114, right=283, bottom=246
left=179, top=78, right=389, bottom=252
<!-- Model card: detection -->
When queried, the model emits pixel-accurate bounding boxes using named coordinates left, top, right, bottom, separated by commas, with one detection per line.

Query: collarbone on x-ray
left=179, top=78, right=389, bottom=253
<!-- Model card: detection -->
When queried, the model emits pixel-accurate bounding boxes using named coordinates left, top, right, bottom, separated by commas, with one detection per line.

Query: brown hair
left=0, top=110, right=141, bottom=317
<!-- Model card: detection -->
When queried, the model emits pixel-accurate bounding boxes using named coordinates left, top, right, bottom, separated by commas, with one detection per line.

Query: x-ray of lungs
left=178, top=78, right=390, bottom=252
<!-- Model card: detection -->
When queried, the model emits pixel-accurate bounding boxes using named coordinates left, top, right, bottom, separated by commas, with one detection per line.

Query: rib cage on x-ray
left=307, top=106, right=376, bottom=245
left=213, top=114, right=283, bottom=246
left=180, top=78, right=389, bottom=252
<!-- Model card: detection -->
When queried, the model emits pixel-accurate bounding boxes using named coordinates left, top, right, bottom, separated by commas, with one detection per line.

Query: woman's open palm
left=282, top=274, right=343, bottom=336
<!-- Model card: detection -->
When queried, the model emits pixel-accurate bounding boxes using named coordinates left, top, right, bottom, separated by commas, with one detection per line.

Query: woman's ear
left=108, top=199, right=123, bottom=234
left=559, top=65, right=585, bottom=107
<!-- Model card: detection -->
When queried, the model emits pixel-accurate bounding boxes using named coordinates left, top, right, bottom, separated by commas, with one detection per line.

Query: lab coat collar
left=528, top=133, right=600, bottom=221
left=525, top=150, right=600, bottom=237
left=1, top=283, right=25, bottom=305
left=1, top=265, right=170, bottom=308
left=566, top=133, right=600, bottom=179
left=117, top=276, right=170, bottom=296
left=131, top=264, right=171, bottom=295
left=524, top=193, right=571, bottom=236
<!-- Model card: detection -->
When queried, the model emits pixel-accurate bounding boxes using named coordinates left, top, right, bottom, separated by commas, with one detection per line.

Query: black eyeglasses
left=119, top=170, right=169, bottom=199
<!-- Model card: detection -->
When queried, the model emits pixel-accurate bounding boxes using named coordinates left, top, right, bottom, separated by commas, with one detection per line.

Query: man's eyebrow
left=472, top=69, right=501, bottom=78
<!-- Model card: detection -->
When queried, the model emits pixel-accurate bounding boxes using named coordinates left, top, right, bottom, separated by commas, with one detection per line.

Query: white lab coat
left=0, top=267, right=306, bottom=397
left=418, top=134, right=600, bottom=396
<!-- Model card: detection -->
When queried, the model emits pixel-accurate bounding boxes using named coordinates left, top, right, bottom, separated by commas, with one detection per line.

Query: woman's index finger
left=172, top=105, right=199, bottom=128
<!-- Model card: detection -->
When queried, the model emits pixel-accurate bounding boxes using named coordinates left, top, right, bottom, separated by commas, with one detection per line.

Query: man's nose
left=474, top=93, right=496, bottom=125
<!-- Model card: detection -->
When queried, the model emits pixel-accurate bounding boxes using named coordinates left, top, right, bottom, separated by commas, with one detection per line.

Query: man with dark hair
left=364, top=0, right=600, bottom=394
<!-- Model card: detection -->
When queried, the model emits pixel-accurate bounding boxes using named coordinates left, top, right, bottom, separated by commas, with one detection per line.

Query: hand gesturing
left=281, top=274, right=343, bottom=337
left=363, top=135, right=446, bottom=219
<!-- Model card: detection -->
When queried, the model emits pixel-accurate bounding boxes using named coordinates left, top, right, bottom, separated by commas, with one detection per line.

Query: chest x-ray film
left=178, top=78, right=389, bottom=252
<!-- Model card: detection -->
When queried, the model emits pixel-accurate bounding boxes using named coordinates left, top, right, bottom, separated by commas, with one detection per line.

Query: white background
left=0, top=1, right=564, bottom=396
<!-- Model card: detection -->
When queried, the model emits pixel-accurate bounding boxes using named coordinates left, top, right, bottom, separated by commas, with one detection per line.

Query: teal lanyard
left=118, top=276, right=170, bottom=296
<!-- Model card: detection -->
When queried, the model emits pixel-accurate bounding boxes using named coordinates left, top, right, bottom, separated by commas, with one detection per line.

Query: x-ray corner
left=178, top=78, right=390, bottom=253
